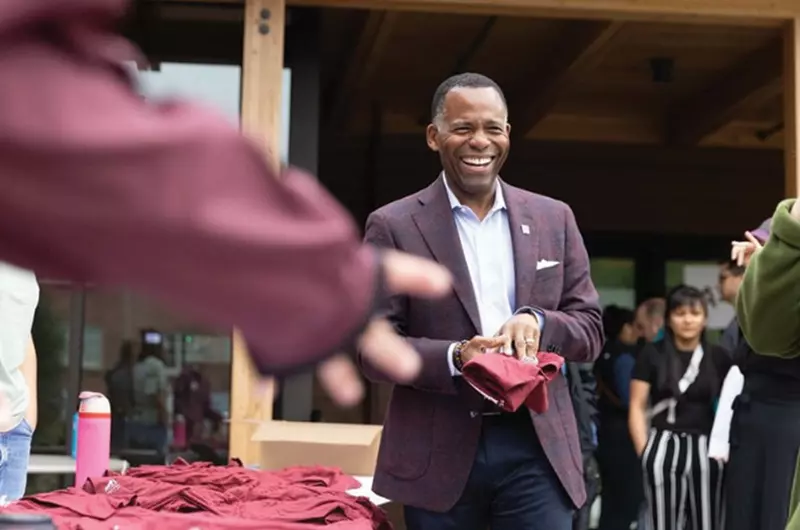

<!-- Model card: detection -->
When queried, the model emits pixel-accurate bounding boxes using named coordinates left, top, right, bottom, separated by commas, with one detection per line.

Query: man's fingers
left=513, top=332, right=528, bottom=359
left=317, top=355, right=364, bottom=407
left=382, top=250, right=452, bottom=298
left=500, top=335, right=513, bottom=356
left=526, top=333, right=540, bottom=357
left=475, top=335, right=508, bottom=354
left=358, top=318, right=422, bottom=383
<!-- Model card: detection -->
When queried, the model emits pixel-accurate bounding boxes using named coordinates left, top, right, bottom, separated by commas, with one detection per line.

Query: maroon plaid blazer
left=360, top=177, right=603, bottom=512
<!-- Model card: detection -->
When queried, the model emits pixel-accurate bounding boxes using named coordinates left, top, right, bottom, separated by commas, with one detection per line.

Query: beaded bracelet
left=453, top=340, right=468, bottom=372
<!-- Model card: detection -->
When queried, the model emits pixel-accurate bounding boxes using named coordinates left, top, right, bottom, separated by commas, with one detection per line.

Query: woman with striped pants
left=628, top=285, right=733, bottom=530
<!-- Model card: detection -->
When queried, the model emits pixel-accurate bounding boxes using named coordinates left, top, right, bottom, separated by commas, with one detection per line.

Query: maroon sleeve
left=359, top=212, right=459, bottom=395
left=0, top=17, right=381, bottom=376
left=521, top=205, right=603, bottom=363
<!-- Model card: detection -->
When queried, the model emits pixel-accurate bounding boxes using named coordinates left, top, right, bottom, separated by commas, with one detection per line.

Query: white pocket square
left=536, top=259, right=560, bottom=270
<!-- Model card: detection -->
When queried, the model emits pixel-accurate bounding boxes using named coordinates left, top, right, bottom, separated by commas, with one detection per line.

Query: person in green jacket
left=736, top=199, right=800, bottom=530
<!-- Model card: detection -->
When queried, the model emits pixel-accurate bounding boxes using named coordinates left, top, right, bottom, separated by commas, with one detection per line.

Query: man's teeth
left=461, top=157, right=492, bottom=167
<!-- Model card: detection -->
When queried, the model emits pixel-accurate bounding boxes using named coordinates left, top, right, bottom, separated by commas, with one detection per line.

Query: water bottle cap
left=78, top=391, right=111, bottom=414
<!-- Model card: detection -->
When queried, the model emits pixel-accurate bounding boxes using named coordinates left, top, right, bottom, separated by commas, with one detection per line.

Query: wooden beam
left=229, top=0, right=285, bottom=466
left=415, top=16, right=497, bottom=125
left=283, top=0, right=799, bottom=23
left=668, top=39, right=783, bottom=146
left=326, top=10, right=397, bottom=128
left=451, top=17, right=497, bottom=75
left=511, top=21, right=623, bottom=137
left=163, top=0, right=788, bottom=26
left=785, top=19, right=799, bottom=197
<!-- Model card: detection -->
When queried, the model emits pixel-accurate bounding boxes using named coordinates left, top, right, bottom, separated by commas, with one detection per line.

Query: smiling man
left=359, top=73, right=603, bottom=530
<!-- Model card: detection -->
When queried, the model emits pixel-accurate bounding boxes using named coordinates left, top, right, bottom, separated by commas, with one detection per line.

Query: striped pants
left=641, top=429, right=725, bottom=530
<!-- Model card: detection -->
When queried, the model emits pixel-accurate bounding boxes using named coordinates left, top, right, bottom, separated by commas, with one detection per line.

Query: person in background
left=129, top=334, right=169, bottom=457
left=105, top=340, right=136, bottom=451
left=565, top=361, right=600, bottom=530
left=629, top=285, right=731, bottom=530
left=173, top=364, right=222, bottom=445
left=0, top=262, right=39, bottom=502
left=594, top=305, right=643, bottom=530
left=717, top=259, right=746, bottom=354
left=0, top=0, right=454, bottom=412
left=728, top=211, right=800, bottom=530
left=634, top=297, right=665, bottom=344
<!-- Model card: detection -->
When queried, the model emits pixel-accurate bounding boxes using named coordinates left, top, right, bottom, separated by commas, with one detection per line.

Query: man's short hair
left=430, top=73, right=507, bottom=124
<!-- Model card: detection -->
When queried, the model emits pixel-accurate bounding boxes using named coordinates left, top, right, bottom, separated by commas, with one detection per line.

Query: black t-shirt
left=632, top=340, right=732, bottom=435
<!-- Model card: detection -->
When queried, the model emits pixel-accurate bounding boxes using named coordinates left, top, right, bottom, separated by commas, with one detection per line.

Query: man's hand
left=496, top=313, right=541, bottom=360
left=460, top=336, right=508, bottom=364
left=315, top=250, right=452, bottom=407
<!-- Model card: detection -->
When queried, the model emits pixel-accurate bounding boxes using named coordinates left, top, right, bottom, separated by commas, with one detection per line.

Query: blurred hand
left=731, top=231, right=763, bottom=267
left=316, top=250, right=452, bottom=407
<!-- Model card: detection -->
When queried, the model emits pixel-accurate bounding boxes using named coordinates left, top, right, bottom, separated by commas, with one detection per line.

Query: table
left=28, top=454, right=129, bottom=475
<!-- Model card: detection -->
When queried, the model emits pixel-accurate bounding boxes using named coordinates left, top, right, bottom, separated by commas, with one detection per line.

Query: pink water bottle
left=173, top=414, right=186, bottom=449
left=75, top=391, right=111, bottom=488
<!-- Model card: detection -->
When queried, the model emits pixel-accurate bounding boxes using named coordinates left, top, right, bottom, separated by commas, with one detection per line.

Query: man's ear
left=425, top=124, right=439, bottom=152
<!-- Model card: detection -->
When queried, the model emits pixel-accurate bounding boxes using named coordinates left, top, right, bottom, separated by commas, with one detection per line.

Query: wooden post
left=229, top=0, right=285, bottom=466
left=785, top=18, right=799, bottom=197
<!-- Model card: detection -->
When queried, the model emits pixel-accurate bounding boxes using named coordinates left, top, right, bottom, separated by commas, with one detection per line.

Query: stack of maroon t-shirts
left=2, top=459, right=390, bottom=530
left=461, top=352, right=564, bottom=413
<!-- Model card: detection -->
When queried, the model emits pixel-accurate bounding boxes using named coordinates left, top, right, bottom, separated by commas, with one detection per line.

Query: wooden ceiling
left=319, top=9, right=785, bottom=149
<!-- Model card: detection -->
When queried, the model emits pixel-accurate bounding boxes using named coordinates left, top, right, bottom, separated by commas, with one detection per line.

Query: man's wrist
left=448, top=340, right=468, bottom=376
left=516, top=306, right=545, bottom=330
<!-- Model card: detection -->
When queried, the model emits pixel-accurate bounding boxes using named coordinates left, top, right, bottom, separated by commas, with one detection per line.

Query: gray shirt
left=131, top=356, right=167, bottom=424
left=0, top=262, right=39, bottom=431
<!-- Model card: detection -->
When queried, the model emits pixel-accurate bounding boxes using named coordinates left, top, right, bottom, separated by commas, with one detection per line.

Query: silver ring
left=524, top=339, right=536, bottom=345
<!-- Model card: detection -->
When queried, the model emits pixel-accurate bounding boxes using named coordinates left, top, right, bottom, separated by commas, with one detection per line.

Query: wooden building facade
left=125, top=0, right=800, bottom=464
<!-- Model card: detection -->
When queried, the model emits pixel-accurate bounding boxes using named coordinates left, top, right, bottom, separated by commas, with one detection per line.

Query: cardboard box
left=252, top=420, right=382, bottom=476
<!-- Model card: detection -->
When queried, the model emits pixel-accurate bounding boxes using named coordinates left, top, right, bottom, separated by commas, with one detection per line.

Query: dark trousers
left=726, top=395, right=800, bottom=530
left=404, top=410, right=574, bottom=530
left=597, top=415, right=644, bottom=530
left=574, top=453, right=600, bottom=530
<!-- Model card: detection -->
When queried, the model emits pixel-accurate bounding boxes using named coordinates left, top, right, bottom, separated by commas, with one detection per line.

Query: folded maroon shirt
left=461, top=352, right=564, bottom=413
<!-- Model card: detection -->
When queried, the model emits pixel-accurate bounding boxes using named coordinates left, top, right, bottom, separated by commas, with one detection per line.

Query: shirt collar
left=442, top=172, right=506, bottom=213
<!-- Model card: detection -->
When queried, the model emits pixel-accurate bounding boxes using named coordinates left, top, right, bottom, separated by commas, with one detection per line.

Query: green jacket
left=736, top=198, right=800, bottom=530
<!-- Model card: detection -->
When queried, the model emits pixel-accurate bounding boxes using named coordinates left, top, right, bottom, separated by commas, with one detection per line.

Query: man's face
left=425, top=87, right=510, bottom=198
left=718, top=264, right=743, bottom=304
left=634, top=307, right=663, bottom=342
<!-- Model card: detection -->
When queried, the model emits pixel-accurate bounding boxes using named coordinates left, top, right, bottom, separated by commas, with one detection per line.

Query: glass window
left=34, top=281, right=73, bottom=448
left=590, top=258, right=636, bottom=310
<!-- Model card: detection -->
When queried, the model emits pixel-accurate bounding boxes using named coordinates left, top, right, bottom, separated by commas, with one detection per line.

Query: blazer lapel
left=412, top=177, right=481, bottom=334
left=504, top=182, right=540, bottom=309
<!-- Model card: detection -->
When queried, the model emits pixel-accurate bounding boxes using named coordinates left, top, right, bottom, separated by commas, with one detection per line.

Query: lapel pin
left=521, top=224, right=530, bottom=235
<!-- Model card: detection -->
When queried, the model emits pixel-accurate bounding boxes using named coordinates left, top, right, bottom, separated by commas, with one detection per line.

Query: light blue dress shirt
left=440, top=176, right=542, bottom=375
